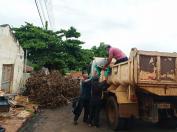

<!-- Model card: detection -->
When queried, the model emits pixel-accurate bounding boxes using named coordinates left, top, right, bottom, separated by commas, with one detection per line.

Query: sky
left=0, top=0, right=177, bottom=55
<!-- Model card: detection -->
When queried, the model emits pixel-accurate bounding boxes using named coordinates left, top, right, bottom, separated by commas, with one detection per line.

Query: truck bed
left=108, top=48, right=177, bottom=96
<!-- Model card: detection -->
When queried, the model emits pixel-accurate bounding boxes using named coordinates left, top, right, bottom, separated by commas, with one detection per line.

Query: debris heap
left=25, top=71, right=80, bottom=108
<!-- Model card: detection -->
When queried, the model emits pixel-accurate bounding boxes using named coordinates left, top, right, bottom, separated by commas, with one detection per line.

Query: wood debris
left=24, top=70, right=80, bottom=108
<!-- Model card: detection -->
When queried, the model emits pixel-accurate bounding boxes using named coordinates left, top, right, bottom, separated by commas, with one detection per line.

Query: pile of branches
left=25, top=71, right=80, bottom=108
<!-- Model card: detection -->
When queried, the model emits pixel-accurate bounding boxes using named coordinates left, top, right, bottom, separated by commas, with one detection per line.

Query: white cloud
left=0, top=0, right=41, bottom=26
left=0, top=0, right=177, bottom=55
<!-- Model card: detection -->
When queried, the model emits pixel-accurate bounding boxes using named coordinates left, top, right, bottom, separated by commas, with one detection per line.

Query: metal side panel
left=139, top=55, right=157, bottom=81
left=160, top=57, right=176, bottom=81
left=138, top=54, right=177, bottom=84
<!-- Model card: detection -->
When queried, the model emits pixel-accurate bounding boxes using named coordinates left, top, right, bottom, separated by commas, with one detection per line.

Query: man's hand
left=102, top=67, right=106, bottom=71
left=103, top=55, right=112, bottom=71
left=101, top=70, right=105, bottom=75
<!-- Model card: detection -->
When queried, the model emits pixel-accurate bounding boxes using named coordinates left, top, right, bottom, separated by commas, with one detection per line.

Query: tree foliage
left=13, top=23, right=84, bottom=73
left=13, top=23, right=107, bottom=73
left=91, top=42, right=108, bottom=57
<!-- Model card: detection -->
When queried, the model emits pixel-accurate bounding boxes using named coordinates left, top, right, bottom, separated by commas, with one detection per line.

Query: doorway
left=1, top=64, right=14, bottom=93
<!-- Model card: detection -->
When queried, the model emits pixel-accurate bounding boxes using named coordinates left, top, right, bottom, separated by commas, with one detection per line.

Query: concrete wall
left=0, top=25, right=24, bottom=93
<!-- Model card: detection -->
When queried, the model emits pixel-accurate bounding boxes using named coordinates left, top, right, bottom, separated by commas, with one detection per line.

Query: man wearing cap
left=102, top=45, right=128, bottom=71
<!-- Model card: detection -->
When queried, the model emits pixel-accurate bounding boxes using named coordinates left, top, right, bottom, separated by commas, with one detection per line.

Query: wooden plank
left=140, top=87, right=177, bottom=96
left=176, top=58, right=177, bottom=82
left=157, top=56, right=160, bottom=81
left=134, top=53, right=138, bottom=83
left=138, top=81, right=177, bottom=85
left=166, top=88, right=177, bottom=95
left=138, top=50, right=177, bottom=57
left=129, top=60, right=133, bottom=85
left=137, top=54, right=140, bottom=83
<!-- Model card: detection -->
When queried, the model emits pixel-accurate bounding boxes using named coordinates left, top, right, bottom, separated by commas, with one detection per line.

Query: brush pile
left=25, top=71, right=80, bottom=108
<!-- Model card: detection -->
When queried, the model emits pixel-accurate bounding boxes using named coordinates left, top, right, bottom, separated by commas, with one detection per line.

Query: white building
left=0, top=24, right=24, bottom=93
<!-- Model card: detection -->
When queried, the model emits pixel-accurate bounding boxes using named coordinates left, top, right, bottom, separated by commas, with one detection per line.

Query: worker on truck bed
left=102, top=45, right=128, bottom=71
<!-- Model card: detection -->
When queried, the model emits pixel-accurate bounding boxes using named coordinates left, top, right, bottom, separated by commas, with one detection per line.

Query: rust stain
left=140, top=55, right=157, bottom=72
left=139, top=55, right=157, bottom=80
left=139, top=71, right=156, bottom=80
left=160, top=57, right=176, bottom=81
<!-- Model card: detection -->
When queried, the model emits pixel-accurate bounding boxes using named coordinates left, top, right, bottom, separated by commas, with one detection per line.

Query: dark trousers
left=89, top=98, right=101, bottom=126
left=115, top=57, right=128, bottom=64
left=73, top=98, right=90, bottom=122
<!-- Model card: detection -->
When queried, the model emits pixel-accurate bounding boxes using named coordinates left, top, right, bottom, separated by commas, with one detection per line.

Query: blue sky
left=1, top=0, right=177, bottom=55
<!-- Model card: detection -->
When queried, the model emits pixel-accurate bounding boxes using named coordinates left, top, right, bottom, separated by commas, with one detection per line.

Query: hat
left=105, top=44, right=111, bottom=49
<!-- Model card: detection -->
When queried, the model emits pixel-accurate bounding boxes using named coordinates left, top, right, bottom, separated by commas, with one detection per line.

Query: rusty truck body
left=92, top=48, right=177, bottom=130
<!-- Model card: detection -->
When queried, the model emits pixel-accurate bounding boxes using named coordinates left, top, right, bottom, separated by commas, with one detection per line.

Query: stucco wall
left=0, top=25, right=24, bottom=93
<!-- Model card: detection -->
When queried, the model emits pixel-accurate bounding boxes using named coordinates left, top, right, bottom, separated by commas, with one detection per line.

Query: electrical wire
left=44, top=0, right=53, bottom=28
left=35, top=0, right=45, bottom=28
left=38, top=0, right=47, bottom=24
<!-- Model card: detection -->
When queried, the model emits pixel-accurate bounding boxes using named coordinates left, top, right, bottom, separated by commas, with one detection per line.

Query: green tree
left=91, top=42, right=108, bottom=57
left=13, top=23, right=84, bottom=73
left=57, top=27, right=84, bottom=70
left=80, top=49, right=94, bottom=66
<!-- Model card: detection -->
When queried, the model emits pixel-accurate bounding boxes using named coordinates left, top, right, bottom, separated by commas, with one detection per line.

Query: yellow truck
left=92, top=48, right=177, bottom=130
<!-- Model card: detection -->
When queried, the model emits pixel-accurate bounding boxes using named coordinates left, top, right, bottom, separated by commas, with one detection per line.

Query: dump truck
left=91, top=48, right=177, bottom=130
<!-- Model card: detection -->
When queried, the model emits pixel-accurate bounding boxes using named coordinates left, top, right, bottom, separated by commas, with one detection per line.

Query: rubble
left=17, top=110, right=31, bottom=119
left=0, top=95, right=37, bottom=132
left=24, top=70, right=80, bottom=108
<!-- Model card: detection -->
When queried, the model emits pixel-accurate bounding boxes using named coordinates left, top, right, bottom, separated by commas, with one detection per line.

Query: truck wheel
left=106, top=96, right=125, bottom=130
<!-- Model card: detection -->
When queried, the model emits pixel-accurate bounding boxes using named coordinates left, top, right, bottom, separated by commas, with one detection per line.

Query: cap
left=105, top=44, right=111, bottom=49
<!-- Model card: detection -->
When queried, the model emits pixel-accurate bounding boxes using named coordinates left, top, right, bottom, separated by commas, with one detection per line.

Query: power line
left=47, top=0, right=55, bottom=28
left=35, top=0, right=54, bottom=29
left=38, top=0, right=47, bottom=23
left=44, top=0, right=53, bottom=28
left=35, top=0, right=45, bottom=28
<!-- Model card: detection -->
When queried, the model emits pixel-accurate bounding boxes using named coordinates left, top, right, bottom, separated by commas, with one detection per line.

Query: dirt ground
left=20, top=104, right=177, bottom=132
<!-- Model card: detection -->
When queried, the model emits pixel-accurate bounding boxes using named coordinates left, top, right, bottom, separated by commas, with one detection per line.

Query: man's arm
left=103, top=55, right=113, bottom=71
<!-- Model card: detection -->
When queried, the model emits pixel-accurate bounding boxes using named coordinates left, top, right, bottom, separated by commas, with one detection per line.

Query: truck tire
left=106, top=96, right=125, bottom=130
